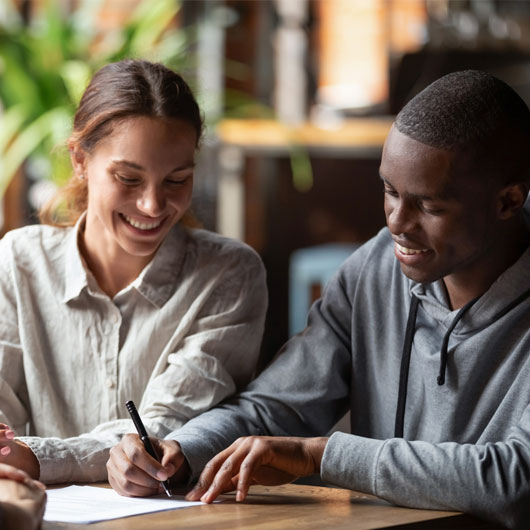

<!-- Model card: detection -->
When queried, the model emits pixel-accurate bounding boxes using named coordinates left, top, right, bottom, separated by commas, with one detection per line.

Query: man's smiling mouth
left=395, top=242, right=429, bottom=255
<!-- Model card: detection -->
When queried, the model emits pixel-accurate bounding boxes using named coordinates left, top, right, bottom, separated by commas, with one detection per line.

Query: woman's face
left=75, top=116, right=197, bottom=265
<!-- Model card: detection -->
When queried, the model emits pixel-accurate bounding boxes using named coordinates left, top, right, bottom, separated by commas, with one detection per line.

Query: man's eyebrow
left=379, top=174, right=454, bottom=201
left=110, top=159, right=196, bottom=172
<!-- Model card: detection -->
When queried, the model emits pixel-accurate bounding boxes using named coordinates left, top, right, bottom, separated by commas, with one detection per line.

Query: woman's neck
left=78, top=222, right=152, bottom=299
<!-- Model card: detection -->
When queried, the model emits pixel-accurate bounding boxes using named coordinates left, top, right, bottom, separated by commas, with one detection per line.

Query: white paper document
left=44, top=485, right=205, bottom=524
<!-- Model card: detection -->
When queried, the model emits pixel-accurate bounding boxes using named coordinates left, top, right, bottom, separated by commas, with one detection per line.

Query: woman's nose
left=137, top=187, right=166, bottom=216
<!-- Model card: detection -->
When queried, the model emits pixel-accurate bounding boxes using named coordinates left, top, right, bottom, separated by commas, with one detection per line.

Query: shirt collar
left=118, top=223, right=189, bottom=308
left=62, top=215, right=189, bottom=307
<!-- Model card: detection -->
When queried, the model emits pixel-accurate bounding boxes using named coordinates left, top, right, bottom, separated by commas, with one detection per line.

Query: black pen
left=125, top=400, right=172, bottom=497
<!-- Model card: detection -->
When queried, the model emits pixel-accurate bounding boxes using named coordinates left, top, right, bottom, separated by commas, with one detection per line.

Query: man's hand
left=185, top=436, right=329, bottom=504
left=107, top=433, right=190, bottom=497
left=0, top=424, right=40, bottom=479
left=0, top=463, right=46, bottom=530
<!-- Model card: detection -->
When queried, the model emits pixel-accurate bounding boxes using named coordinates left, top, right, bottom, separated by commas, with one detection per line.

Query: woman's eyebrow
left=110, top=159, right=195, bottom=172
left=110, top=159, right=144, bottom=170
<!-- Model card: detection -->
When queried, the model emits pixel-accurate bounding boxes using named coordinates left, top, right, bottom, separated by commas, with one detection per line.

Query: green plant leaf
left=60, top=60, right=92, bottom=104
left=0, top=105, right=28, bottom=155
left=0, top=107, right=71, bottom=197
left=129, top=0, right=181, bottom=57
left=289, top=145, right=314, bottom=193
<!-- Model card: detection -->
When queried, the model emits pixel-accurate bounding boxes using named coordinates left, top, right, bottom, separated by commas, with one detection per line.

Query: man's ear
left=69, top=146, right=87, bottom=179
left=497, top=182, right=529, bottom=220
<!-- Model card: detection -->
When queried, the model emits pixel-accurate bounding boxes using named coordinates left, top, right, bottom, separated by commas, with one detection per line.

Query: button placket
left=104, top=306, right=122, bottom=420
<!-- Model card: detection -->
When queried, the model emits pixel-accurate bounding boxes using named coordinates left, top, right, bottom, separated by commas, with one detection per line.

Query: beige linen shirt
left=0, top=220, right=267, bottom=483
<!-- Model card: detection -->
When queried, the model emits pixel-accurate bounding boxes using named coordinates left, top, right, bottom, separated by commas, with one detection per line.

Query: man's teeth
left=123, top=215, right=162, bottom=230
left=396, top=243, right=428, bottom=255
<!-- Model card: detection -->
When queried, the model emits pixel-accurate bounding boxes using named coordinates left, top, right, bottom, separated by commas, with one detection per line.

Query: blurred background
left=2, top=0, right=530, bottom=367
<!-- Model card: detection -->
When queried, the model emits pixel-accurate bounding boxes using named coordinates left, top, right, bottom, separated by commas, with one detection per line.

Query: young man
left=107, top=71, right=530, bottom=529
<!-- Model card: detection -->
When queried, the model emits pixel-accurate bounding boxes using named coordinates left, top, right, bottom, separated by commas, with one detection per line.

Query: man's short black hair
left=395, top=70, right=530, bottom=184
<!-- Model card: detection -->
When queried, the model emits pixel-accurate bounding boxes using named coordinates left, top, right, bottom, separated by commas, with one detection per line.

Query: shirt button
left=112, top=314, right=120, bottom=324
left=106, top=378, right=116, bottom=389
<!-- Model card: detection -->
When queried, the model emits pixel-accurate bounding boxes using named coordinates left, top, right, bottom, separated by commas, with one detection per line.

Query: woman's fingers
left=107, top=435, right=187, bottom=497
left=0, top=426, right=15, bottom=456
left=107, top=437, right=160, bottom=497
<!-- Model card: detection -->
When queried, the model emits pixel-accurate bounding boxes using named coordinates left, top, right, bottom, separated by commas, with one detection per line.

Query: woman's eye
left=383, top=187, right=398, bottom=197
left=166, top=176, right=190, bottom=186
left=116, top=174, right=140, bottom=185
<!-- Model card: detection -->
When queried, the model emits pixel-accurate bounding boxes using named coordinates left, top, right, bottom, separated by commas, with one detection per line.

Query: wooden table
left=43, top=483, right=503, bottom=530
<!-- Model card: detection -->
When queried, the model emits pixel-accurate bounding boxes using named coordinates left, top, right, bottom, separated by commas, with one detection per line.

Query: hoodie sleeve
left=321, top=417, right=530, bottom=530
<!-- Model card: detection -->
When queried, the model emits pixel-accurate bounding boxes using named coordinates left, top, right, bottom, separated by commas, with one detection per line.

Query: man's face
left=380, top=126, right=501, bottom=286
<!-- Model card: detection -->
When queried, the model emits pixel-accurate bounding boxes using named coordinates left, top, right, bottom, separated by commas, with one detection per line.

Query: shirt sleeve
left=0, top=239, right=30, bottom=435
left=321, top=413, right=530, bottom=530
left=20, top=244, right=268, bottom=484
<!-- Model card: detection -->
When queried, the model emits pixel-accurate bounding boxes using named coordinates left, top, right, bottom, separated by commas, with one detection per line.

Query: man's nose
left=386, top=200, right=419, bottom=235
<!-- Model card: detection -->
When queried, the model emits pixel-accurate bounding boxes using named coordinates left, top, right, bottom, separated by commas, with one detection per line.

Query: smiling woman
left=0, top=60, right=268, bottom=484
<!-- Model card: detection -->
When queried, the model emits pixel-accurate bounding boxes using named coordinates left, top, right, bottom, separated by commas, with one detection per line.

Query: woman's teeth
left=123, top=215, right=162, bottom=230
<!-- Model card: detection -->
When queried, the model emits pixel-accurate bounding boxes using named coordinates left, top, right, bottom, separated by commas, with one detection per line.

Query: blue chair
left=289, top=243, right=358, bottom=336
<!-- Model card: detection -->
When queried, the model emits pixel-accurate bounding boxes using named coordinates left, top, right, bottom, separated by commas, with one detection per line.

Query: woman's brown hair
left=39, top=59, right=204, bottom=227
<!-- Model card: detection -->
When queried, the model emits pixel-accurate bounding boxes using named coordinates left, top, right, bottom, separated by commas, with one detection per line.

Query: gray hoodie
left=168, top=212, right=530, bottom=529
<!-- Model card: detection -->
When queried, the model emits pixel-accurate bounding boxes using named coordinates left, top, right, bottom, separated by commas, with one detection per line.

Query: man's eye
left=383, top=188, right=398, bottom=197
left=420, top=202, right=444, bottom=215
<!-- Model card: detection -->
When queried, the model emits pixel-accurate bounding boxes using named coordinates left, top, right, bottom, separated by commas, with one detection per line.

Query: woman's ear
left=69, top=146, right=87, bottom=180
left=497, top=182, right=529, bottom=220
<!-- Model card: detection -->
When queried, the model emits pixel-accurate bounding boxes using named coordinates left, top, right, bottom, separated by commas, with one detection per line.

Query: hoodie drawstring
left=437, top=295, right=480, bottom=386
left=394, top=287, right=530, bottom=438
left=394, top=295, right=419, bottom=438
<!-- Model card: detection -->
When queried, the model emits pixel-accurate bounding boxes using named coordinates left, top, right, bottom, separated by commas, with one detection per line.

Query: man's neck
left=444, top=221, right=530, bottom=310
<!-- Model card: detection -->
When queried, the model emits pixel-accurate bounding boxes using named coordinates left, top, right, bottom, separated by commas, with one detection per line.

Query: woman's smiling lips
left=119, top=213, right=167, bottom=235
left=394, top=240, right=433, bottom=265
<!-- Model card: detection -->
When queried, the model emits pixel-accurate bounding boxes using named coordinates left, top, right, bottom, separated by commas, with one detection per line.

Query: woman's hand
left=0, top=423, right=15, bottom=456
left=0, top=463, right=46, bottom=530
left=107, top=433, right=190, bottom=497
left=185, top=436, right=329, bottom=503
left=0, top=425, right=40, bottom=479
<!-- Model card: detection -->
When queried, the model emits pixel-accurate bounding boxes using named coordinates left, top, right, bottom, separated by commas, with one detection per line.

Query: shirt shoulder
left=186, top=228, right=264, bottom=272
left=0, top=224, right=71, bottom=262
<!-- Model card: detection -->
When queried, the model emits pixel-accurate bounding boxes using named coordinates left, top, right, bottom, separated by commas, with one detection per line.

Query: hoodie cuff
left=165, top=432, right=218, bottom=483
left=321, top=432, right=385, bottom=494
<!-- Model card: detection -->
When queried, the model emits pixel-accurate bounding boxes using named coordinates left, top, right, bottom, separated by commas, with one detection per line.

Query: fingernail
left=156, top=471, right=167, bottom=480
left=236, top=490, right=243, bottom=502
left=5, top=431, right=15, bottom=439
left=1, top=446, right=10, bottom=456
